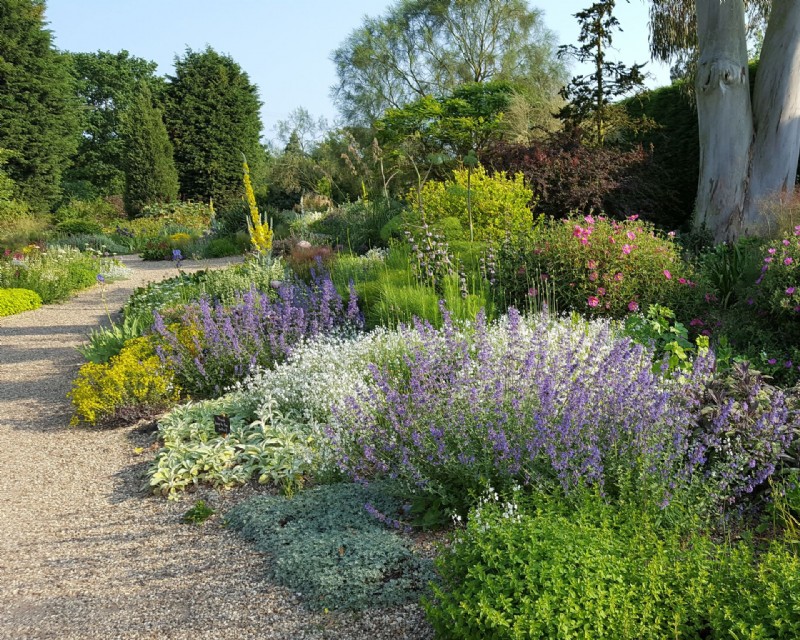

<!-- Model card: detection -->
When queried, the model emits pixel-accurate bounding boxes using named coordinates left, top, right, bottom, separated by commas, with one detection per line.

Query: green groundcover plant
left=0, top=287, right=41, bottom=316
left=426, top=490, right=800, bottom=639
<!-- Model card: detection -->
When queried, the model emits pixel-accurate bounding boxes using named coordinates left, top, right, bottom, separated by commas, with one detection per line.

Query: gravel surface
left=0, top=255, right=433, bottom=640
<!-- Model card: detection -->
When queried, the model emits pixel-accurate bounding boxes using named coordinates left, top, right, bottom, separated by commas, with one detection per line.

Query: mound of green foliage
left=426, top=491, right=800, bottom=639
left=0, top=287, right=41, bottom=316
left=226, top=482, right=435, bottom=611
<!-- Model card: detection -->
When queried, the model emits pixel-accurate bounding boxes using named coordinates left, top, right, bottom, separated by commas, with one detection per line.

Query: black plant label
left=213, top=414, right=231, bottom=436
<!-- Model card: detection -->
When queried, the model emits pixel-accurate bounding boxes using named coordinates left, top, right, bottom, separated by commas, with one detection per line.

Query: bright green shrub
left=55, top=219, right=103, bottom=236
left=139, top=200, right=212, bottom=231
left=53, top=198, right=119, bottom=226
left=0, top=287, right=41, bottom=316
left=226, top=482, right=435, bottom=611
left=498, top=214, right=691, bottom=318
left=68, top=336, right=180, bottom=426
left=409, top=165, right=534, bottom=242
left=426, top=492, right=800, bottom=639
left=201, top=236, right=240, bottom=258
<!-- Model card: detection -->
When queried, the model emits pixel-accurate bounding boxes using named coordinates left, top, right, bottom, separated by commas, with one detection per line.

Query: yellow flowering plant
left=242, top=157, right=272, bottom=253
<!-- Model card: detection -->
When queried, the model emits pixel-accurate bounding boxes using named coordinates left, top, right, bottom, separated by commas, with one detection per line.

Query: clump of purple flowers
left=686, top=361, right=797, bottom=504
left=329, top=309, right=796, bottom=514
left=154, top=269, right=363, bottom=397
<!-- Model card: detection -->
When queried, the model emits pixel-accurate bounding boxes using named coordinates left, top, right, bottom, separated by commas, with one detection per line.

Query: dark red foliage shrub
left=481, top=133, right=686, bottom=228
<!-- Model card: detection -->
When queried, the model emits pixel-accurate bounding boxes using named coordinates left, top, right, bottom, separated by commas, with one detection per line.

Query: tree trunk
left=693, top=0, right=752, bottom=242
left=744, top=0, right=800, bottom=237
left=694, top=0, right=800, bottom=242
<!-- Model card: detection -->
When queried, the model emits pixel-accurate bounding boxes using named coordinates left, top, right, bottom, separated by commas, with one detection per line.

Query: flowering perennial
left=154, top=269, right=363, bottom=397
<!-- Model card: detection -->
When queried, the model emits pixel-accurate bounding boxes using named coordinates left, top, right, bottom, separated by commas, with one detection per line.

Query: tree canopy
left=331, top=0, right=566, bottom=126
left=120, top=84, right=179, bottom=216
left=164, top=46, right=263, bottom=205
left=65, top=50, right=161, bottom=197
left=0, top=0, right=80, bottom=209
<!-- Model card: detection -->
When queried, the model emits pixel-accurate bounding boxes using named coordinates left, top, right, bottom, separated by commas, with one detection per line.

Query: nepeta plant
left=330, top=309, right=706, bottom=513
left=329, top=309, right=795, bottom=514
left=154, top=268, right=363, bottom=397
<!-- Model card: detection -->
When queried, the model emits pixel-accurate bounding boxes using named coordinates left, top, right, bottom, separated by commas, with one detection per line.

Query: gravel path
left=0, top=255, right=431, bottom=640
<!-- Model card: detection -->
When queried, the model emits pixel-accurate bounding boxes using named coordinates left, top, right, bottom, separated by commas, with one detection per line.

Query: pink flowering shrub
left=498, top=214, right=691, bottom=317
left=756, top=226, right=800, bottom=321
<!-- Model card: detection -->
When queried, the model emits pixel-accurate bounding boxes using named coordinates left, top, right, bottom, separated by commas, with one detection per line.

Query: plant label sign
left=213, top=414, right=231, bottom=436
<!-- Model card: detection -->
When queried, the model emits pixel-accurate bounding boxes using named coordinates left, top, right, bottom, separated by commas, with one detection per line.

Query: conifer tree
left=164, top=47, right=263, bottom=205
left=0, top=0, right=80, bottom=208
left=121, top=85, right=179, bottom=216
left=558, top=0, right=647, bottom=146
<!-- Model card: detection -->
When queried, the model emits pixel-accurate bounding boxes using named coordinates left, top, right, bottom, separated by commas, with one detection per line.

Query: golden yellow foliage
left=68, top=336, right=180, bottom=427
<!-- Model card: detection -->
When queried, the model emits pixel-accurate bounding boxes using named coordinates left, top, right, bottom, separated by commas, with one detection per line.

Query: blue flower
left=172, top=249, right=183, bottom=263
left=96, top=274, right=105, bottom=284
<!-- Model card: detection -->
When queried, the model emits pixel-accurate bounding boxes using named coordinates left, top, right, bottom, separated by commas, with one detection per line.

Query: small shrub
left=149, top=395, right=318, bottom=497
left=139, top=200, right=212, bottom=231
left=78, top=315, right=149, bottom=364
left=153, top=269, right=363, bottom=398
left=226, top=482, right=435, bottom=611
left=498, top=214, right=691, bottom=318
left=202, top=236, right=240, bottom=258
left=149, top=329, right=411, bottom=498
left=410, top=165, right=535, bottom=243
left=755, top=226, right=800, bottom=321
left=69, top=336, right=180, bottom=427
left=330, top=310, right=710, bottom=517
left=53, top=197, right=120, bottom=226
left=181, top=500, right=215, bottom=524
left=0, top=245, right=103, bottom=303
left=0, top=287, right=41, bottom=316
left=286, top=243, right=334, bottom=280
left=53, top=233, right=131, bottom=255
left=310, top=199, right=402, bottom=251
left=55, top=219, right=103, bottom=236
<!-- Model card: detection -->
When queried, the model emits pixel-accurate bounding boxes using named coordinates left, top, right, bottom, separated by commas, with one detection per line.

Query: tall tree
left=65, top=50, right=160, bottom=196
left=650, top=0, right=799, bottom=241
left=0, top=0, right=80, bottom=209
left=558, top=0, right=647, bottom=146
left=120, top=84, right=179, bottom=216
left=164, top=47, right=263, bottom=204
left=331, top=0, right=566, bottom=126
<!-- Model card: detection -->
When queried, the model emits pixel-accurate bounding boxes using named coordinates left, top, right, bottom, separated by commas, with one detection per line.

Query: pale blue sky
left=45, top=0, right=670, bottom=141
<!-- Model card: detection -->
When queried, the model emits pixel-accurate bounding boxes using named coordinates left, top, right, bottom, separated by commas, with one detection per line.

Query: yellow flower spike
left=242, top=157, right=272, bottom=254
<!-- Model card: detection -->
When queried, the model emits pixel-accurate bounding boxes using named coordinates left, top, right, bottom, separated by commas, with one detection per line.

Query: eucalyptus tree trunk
left=693, top=0, right=752, bottom=241
left=693, top=0, right=800, bottom=242
left=745, top=0, right=800, bottom=236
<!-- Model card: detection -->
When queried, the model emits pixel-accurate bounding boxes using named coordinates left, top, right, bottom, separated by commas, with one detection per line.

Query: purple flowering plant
left=154, top=267, right=363, bottom=397
left=329, top=308, right=796, bottom=518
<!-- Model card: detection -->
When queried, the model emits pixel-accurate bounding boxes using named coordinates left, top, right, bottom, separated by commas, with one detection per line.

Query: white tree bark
left=694, top=0, right=800, bottom=241
left=744, top=0, right=800, bottom=236
left=694, top=0, right=752, bottom=242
